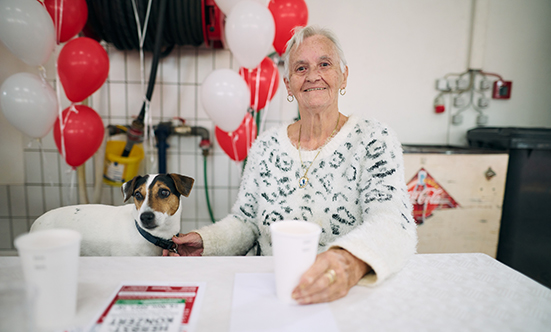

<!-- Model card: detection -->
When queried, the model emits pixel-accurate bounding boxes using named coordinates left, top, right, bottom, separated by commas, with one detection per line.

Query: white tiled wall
left=0, top=43, right=296, bottom=253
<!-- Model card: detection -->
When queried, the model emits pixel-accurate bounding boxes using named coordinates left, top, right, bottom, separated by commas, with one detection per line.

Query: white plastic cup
left=0, top=281, right=35, bottom=332
left=270, top=220, right=321, bottom=304
left=14, top=229, right=82, bottom=331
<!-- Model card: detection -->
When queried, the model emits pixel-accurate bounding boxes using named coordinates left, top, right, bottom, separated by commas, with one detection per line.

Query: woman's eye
left=296, top=66, right=306, bottom=72
left=159, top=189, right=170, bottom=198
left=320, top=62, right=330, bottom=67
left=134, top=192, right=144, bottom=200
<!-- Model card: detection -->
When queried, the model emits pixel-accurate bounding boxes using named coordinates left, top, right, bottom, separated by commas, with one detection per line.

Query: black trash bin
left=468, top=127, right=551, bottom=288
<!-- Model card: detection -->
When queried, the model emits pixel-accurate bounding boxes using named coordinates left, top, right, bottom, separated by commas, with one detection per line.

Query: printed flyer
left=88, top=282, right=206, bottom=332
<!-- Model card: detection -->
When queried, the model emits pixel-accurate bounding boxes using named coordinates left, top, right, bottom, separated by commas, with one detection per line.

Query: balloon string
left=130, top=0, right=153, bottom=47
left=253, top=65, right=261, bottom=112
left=245, top=115, right=253, bottom=158
left=230, top=131, right=240, bottom=164
left=38, top=66, right=48, bottom=85
left=67, top=166, right=76, bottom=205
left=259, top=66, right=277, bottom=134
left=57, top=0, right=63, bottom=44
left=143, top=100, right=156, bottom=171
left=131, top=0, right=153, bottom=97
left=131, top=0, right=155, bottom=172
left=37, top=139, right=55, bottom=187
left=54, top=54, right=67, bottom=164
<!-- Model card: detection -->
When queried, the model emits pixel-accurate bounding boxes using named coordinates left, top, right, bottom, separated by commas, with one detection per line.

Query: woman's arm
left=329, top=124, right=417, bottom=285
left=292, top=123, right=417, bottom=303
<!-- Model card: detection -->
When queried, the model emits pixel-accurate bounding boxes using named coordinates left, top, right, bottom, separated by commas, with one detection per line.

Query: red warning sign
left=407, top=168, right=459, bottom=224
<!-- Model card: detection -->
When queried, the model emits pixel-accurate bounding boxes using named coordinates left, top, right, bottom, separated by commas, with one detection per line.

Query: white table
left=1, top=253, right=550, bottom=331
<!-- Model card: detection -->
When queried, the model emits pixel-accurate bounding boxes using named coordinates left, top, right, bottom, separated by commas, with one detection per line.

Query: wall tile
left=12, top=218, right=29, bottom=239
left=179, top=85, right=197, bottom=121
left=43, top=185, right=61, bottom=211
left=161, top=52, right=179, bottom=84
left=214, top=49, right=232, bottom=69
left=24, top=151, right=42, bottom=184
left=179, top=48, right=197, bottom=84
left=109, top=48, right=126, bottom=81
left=212, top=188, right=231, bottom=220
left=161, top=84, right=179, bottom=119
left=0, top=186, right=8, bottom=217
left=213, top=154, right=230, bottom=187
left=8, top=186, right=26, bottom=218
left=26, top=186, right=44, bottom=218
left=197, top=49, right=214, bottom=84
left=109, top=83, right=128, bottom=118
left=0, top=219, right=11, bottom=249
left=181, top=188, right=197, bottom=222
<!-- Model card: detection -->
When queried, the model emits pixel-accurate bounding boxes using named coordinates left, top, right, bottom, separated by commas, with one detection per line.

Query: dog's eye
left=159, top=189, right=170, bottom=198
left=134, top=192, right=144, bottom=200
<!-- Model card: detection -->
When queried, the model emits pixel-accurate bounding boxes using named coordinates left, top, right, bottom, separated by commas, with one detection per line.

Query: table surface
left=1, top=253, right=551, bottom=332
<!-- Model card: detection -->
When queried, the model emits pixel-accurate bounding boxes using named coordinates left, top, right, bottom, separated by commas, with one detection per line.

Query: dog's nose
left=140, top=212, right=156, bottom=229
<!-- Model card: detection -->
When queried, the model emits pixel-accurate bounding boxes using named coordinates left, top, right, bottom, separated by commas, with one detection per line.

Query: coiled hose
left=85, top=0, right=204, bottom=53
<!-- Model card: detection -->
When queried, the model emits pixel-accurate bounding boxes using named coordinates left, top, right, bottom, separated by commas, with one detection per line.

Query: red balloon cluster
left=42, top=0, right=108, bottom=168
left=43, top=0, right=88, bottom=43
left=55, top=37, right=108, bottom=167
left=53, top=105, right=105, bottom=168
left=215, top=113, right=257, bottom=162
left=239, top=57, right=280, bottom=112
left=269, top=0, right=309, bottom=56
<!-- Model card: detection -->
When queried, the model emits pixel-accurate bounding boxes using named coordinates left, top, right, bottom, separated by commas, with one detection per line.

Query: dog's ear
left=168, top=174, right=195, bottom=197
left=121, top=176, right=141, bottom=202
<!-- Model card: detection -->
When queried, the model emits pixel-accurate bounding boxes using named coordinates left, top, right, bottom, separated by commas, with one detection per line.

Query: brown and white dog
left=30, top=173, right=194, bottom=256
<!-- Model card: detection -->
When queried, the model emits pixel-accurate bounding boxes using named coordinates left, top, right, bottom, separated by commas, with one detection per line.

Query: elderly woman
left=164, top=26, right=417, bottom=304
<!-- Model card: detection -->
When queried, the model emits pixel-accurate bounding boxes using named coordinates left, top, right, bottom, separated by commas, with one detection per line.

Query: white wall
left=306, top=0, right=551, bottom=145
left=1, top=0, right=550, bottom=251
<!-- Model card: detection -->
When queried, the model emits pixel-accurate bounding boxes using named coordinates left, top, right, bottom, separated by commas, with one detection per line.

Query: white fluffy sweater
left=197, top=114, right=417, bottom=285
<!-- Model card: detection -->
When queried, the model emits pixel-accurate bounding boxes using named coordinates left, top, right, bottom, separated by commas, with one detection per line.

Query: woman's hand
left=162, top=232, right=204, bottom=256
left=291, top=248, right=371, bottom=304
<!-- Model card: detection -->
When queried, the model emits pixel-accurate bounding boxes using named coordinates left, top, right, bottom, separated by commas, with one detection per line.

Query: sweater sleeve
left=195, top=136, right=264, bottom=256
left=328, top=123, right=417, bottom=286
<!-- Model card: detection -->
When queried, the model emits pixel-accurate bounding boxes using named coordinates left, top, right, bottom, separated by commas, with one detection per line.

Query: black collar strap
left=134, top=220, right=179, bottom=250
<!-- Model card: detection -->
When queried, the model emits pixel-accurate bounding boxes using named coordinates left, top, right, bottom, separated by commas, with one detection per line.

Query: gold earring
left=339, top=88, right=346, bottom=96
left=287, top=95, right=294, bottom=102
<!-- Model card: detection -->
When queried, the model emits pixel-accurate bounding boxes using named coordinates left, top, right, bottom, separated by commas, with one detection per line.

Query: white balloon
left=201, top=69, right=250, bottom=133
left=214, top=0, right=268, bottom=15
left=225, top=0, right=275, bottom=69
left=0, top=73, right=58, bottom=138
left=0, top=0, right=56, bottom=66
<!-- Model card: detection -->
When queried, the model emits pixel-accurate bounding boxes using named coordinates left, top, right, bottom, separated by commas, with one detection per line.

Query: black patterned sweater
left=196, top=114, right=417, bottom=285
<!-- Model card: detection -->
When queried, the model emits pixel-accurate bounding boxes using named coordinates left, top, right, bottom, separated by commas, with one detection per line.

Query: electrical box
left=492, top=80, right=512, bottom=99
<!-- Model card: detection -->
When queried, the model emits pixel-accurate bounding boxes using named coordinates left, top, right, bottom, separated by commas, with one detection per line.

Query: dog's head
left=121, top=174, right=194, bottom=233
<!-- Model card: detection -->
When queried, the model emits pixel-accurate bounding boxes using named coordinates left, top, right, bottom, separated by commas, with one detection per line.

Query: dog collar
left=134, top=220, right=179, bottom=251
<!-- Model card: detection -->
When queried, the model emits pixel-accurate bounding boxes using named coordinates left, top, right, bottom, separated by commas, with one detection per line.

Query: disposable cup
left=270, top=220, right=321, bottom=304
left=0, top=281, right=35, bottom=332
left=14, top=229, right=82, bottom=331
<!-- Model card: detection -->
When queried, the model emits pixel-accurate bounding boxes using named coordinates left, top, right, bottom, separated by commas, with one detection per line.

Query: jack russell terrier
left=30, top=173, right=194, bottom=256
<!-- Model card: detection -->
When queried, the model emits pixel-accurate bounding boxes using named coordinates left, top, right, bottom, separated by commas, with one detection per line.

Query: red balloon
left=269, top=0, right=309, bottom=56
left=215, top=113, right=257, bottom=162
left=239, top=57, right=280, bottom=112
left=43, top=0, right=88, bottom=43
left=57, top=37, right=109, bottom=103
left=53, top=105, right=105, bottom=168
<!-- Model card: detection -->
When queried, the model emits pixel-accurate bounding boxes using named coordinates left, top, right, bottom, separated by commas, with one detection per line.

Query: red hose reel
left=203, top=0, right=225, bottom=49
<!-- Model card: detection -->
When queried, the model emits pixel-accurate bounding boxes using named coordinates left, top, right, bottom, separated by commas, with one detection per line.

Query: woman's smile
left=304, top=87, right=327, bottom=92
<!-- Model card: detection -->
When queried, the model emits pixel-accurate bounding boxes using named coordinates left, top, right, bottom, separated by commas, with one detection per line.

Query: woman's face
left=284, top=35, right=348, bottom=113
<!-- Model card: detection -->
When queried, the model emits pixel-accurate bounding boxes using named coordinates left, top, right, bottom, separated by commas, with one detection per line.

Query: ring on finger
left=325, top=269, right=337, bottom=284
